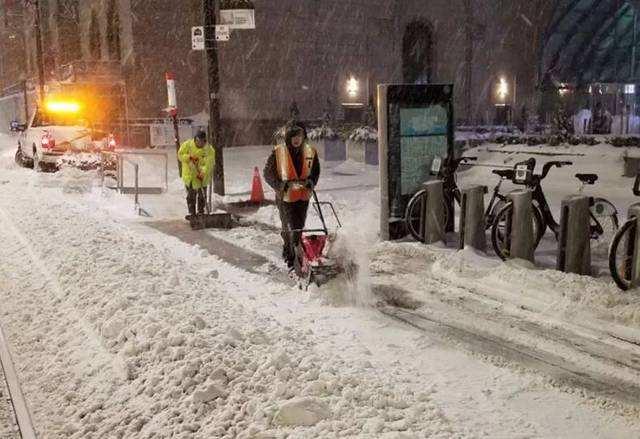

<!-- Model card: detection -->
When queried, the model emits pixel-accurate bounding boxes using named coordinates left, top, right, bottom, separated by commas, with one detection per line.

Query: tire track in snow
left=374, top=281, right=640, bottom=407
left=172, top=216, right=640, bottom=407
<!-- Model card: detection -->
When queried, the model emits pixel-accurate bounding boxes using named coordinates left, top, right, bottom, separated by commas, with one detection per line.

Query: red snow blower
left=289, top=186, right=345, bottom=289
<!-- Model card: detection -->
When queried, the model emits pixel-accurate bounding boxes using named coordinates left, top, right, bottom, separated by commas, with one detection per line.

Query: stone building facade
left=2, top=0, right=553, bottom=144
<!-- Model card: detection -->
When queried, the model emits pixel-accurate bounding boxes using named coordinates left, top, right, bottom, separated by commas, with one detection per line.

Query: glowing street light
left=347, top=76, right=359, bottom=97
left=497, top=77, right=509, bottom=101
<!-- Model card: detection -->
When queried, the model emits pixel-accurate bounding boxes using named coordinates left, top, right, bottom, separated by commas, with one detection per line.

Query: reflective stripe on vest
left=274, top=144, right=316, bottom=202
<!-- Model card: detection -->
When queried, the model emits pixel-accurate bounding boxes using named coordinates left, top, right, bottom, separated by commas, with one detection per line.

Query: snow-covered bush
left=308, top=125, right=340, bottom=141
left=220, top=0, right=254, bottom=8
left=347, top=126, right=377, bottom=143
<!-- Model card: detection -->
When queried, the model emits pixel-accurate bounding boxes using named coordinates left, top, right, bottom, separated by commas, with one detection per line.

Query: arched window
left=106, top=0, right=121, bottom=61
left=402, top=20, right=434, bottom=84
left=56, top=0, right=80, bottom=64
left=89, top=11, right=100, bottom=60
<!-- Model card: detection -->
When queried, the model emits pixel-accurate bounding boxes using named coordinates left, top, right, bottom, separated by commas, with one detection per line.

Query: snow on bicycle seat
left=492, top=169, right=513, bottom=178
left=575, top=173, right=598, bottom=185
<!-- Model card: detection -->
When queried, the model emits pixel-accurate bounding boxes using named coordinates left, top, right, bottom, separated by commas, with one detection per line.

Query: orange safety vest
left=274, top=143, right=317, bottom=202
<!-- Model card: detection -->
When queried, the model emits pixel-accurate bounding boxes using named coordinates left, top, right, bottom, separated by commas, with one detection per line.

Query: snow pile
left=0, top=186, right=462, bottom=438
left=0, top=134, right=18, bottom=170
left=55, top=165, right=97, bottom=193
left=247, top=205, right=281, bottom=227
left=370, top=241, right=640, bottom=336
left=331, top=159, right=365, bottom=176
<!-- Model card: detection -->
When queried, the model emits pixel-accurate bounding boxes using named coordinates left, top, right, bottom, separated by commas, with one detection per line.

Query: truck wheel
left=15, top=144, right=24, bottom=166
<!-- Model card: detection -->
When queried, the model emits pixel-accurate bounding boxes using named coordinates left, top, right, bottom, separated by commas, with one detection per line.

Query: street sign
left=191, top=26, right=204, bottom=50
left=215, top=25, right=230, bottom=41
left=219, top=9, right=255, bottom=29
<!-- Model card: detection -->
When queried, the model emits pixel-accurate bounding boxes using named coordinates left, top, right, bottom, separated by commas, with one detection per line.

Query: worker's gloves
left=190, top=155, right=199, bottom=163
left=197, top=172, right=205, bottom=181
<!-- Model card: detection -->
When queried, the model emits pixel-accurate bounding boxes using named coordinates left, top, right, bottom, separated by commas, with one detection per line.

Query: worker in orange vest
left=264, top=124, right=320, bottom=269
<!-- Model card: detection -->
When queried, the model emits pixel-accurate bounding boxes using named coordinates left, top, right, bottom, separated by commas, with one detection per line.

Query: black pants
left=278, top=199, right=309, bottom=266
left=186, top=185, right=207, bottom=215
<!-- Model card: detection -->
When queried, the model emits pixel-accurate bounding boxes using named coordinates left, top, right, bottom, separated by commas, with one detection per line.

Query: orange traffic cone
left=250, top=166, right=265, bottom=203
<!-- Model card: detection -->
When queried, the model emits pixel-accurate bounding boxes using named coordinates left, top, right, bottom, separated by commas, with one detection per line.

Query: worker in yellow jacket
left=178, top=130, right=215, bottom=220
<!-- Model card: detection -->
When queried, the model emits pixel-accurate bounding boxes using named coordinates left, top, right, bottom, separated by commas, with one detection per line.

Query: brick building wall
left=4, top=0, right=555, bottom=144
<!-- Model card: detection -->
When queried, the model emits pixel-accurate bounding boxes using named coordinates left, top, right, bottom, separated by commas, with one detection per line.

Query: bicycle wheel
left=405, top=189, right=455, bottom=242
left=491, top=202, right=545, bottom=260
left=609, top=219, right=636, bottom=291
left=405, top=189, right=428, bottom=242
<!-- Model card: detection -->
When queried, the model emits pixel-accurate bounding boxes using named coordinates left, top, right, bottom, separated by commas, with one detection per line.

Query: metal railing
left=100, top=150, right=168, bottom=216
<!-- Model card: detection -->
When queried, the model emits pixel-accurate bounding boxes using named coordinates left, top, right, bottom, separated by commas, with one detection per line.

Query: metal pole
left=420, top=180, right=446, bottom=245
left=203, top=0, right=225, bottom=196
left=458, top=185, right=487, bottom=251
left=556, top=195, right=591, bottom=275
left=33, top=0, right=46, bottom=102
left=134, top=163, right=140, bottom=214
left=508, top=189, right=535, bottom=262
left=172, top=113, right=181, bottom=175
left=22, top=80, right=29, bottom=123
left=632, top=7, right=637, bottom=80
left=164, top=152, right=169, bottom=192
left=123, top=81, right=131, bottom=147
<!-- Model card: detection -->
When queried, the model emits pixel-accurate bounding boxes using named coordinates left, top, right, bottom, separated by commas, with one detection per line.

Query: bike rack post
left=556, top=195, right=591, bottom=275
left=508, top=189, right=535, bottom=262
left=628, top=205, right=640, bottom=288
left=458, top=185, right=487, bottom=251
left=421, top=180, right=446, bottom=244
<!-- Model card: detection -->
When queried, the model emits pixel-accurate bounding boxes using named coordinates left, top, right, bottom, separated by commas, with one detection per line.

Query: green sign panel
left=378, top=84, right=455, bottom=240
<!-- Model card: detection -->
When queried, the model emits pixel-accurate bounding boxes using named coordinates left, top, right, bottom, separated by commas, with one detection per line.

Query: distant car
left=15, top=102, right=116, bottom=171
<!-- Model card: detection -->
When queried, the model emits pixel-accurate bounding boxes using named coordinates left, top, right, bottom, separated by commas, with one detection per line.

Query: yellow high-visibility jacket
left=178, top=139, right=215, bottom=189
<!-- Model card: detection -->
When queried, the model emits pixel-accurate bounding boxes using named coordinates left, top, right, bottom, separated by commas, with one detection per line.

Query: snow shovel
left=189, top=176, right=237, bottom=230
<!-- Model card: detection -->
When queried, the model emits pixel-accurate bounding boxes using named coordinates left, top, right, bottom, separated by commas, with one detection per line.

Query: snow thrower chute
left=289, top=186, right=345, bottom=289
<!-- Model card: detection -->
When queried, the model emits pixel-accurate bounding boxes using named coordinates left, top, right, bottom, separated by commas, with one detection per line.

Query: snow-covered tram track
left=378, top=303, right=640, bottom=407
left=0, top=324, right=35, bottom=439
left=372, top=272, right=640, bottom=407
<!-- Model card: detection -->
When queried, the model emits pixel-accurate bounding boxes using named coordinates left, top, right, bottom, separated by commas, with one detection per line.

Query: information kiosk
left=378, top=84, right=455, bottom=240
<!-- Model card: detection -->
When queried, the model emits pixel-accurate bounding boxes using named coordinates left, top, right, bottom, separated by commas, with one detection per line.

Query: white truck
left=14, top=101, right=115, bottom=171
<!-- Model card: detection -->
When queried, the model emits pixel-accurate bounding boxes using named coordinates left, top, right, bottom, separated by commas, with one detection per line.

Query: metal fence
left=100, top=149, right=169, bottom=216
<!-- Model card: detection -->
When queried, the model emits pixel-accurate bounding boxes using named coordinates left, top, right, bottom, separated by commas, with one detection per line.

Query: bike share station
left=378, top=83, right=621, bottom=280
left=378, top=84, right=457, bottom=241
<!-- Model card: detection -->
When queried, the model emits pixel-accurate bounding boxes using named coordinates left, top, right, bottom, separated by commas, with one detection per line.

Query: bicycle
left=404, top=155, right=476, bottom=242
left=491, top=158, right=619, bottom=260
left=608, top=174, right=640, bottom=290
left=404, top=155, right=543, bottom=245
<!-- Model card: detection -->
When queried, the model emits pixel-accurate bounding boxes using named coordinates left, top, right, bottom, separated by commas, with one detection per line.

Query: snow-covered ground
left=2, top=133, right=640, bottom=438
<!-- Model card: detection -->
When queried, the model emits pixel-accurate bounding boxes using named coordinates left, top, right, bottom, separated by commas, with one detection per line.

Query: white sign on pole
left=215, top=25, right=230, bottom=41
left=191, top=26, right=205, bottom=50
left=219, top=9, right=255, bottom=29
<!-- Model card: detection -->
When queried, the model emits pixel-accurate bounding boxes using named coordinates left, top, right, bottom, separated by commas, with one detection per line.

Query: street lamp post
left=203, top=0, right=225, bottom=196
left=31, top=0, right=46, bottom=102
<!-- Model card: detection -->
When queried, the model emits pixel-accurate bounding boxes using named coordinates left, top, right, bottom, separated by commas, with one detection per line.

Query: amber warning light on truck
left=45, top=100, right=81, bottom=114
